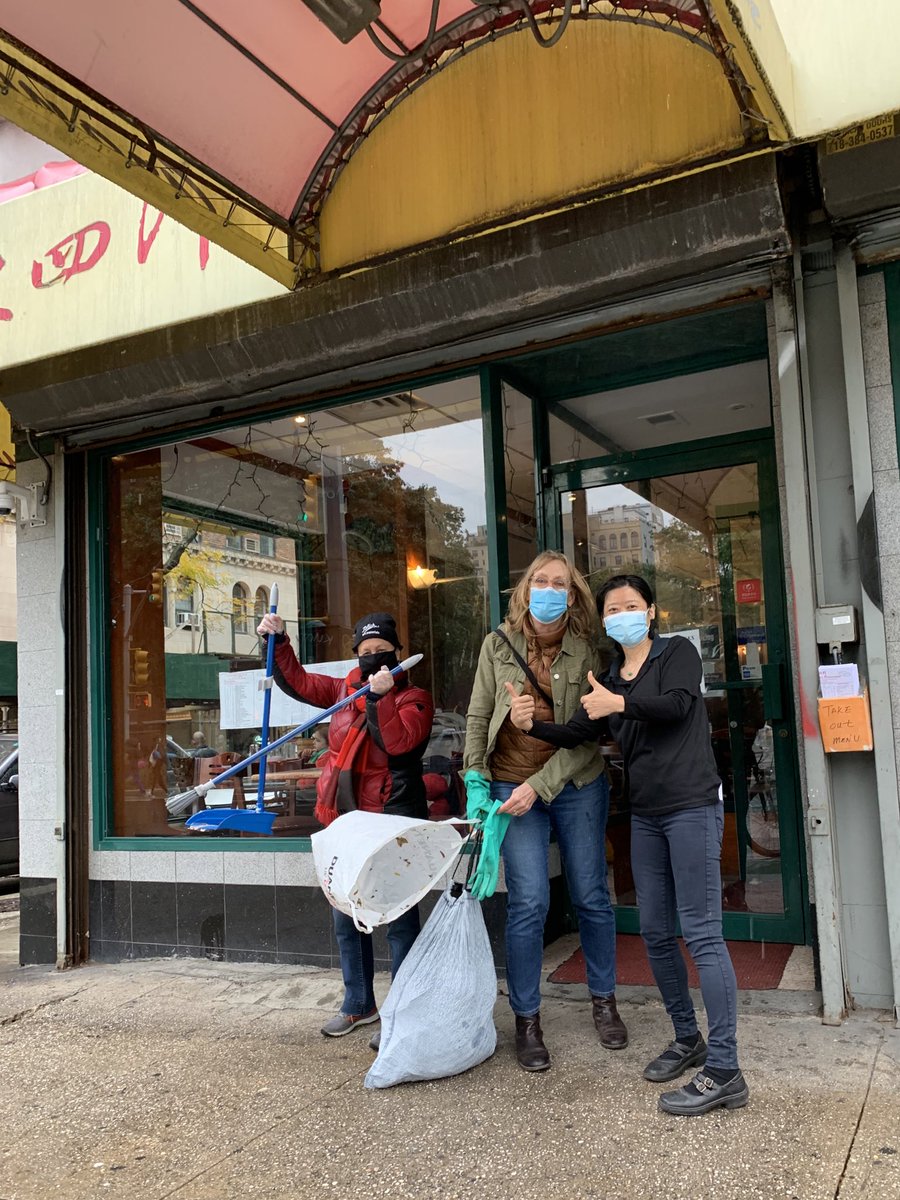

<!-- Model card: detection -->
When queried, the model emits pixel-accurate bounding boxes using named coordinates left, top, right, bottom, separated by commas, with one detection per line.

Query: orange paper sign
left=817, top=694, right=873, bottom=753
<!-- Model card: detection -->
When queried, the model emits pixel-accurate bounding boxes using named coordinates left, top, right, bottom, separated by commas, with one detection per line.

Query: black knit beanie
left=352, top=612, right=401, bottom=652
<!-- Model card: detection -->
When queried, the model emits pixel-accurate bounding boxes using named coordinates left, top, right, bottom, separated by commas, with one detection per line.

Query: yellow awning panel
left=322, top=19, right=745, bottom=270
left=0, top=404, right=14, bottom=480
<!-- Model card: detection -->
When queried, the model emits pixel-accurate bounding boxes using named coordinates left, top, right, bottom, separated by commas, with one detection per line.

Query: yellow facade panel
left=0, top=405, right=13, bottom=480
left=320, top=21, right=744, bottom=271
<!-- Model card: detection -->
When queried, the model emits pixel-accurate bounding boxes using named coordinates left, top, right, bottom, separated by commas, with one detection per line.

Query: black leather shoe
left=591, top=994, right=628, bottom=1049
left=643, top=1035, right=707, bottom=1082
left=658, top=1070, right=750, bottom=1116
left=515, top=1013, right=551, bottom=1071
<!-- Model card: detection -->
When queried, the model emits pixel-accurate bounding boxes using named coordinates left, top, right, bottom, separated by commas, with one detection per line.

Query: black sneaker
left=369, top=1029, right=381, bottom=1052
left=643, top=1035, right=707, bottom=1082
left=658, top=1069, right=750, bottom=1117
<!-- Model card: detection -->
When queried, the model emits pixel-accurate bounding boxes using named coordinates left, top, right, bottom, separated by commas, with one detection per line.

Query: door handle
left=762, top=663, right=785, bottom=721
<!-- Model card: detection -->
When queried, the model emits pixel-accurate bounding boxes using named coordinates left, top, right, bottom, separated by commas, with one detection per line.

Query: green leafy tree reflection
left=310, top=455, right=486, bottom=712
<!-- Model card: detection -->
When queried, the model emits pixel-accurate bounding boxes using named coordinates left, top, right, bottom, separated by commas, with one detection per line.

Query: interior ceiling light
left=642, top=411, right=678, bottom=425
left=300, top=0, right=382, bottom=44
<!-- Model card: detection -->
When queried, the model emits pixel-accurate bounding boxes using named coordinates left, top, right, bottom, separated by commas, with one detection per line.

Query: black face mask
left=357, top=649, right=399, bottom=680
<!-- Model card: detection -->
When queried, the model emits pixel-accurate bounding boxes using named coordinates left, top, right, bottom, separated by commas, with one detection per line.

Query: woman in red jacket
left=257, top=610, right=434, bottom=1047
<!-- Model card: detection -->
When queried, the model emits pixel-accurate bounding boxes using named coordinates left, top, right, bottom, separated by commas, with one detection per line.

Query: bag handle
left=494, top=626, right=555, bottom=711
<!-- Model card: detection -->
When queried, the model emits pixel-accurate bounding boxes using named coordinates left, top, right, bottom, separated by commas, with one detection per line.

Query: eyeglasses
left=532, top=575, right=569, bottom=591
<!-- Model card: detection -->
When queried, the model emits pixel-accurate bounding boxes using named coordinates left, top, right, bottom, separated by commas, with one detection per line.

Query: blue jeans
left=495, top=776, right=616, bottom=1016
left=332, top=905, right=421, bottom=1016
left=631, top=802, right=739, bottom=1071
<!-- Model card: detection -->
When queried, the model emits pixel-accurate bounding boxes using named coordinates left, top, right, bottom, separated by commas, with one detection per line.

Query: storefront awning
left=0, top=2, right=784, bottom=287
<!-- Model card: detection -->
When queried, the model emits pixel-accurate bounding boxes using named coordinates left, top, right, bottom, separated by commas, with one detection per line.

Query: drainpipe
left=53, top=450, right=68, bottom=966
left=774, top=270, right=848, bottom=1024
left=834, top=243, right=900, bottom=1025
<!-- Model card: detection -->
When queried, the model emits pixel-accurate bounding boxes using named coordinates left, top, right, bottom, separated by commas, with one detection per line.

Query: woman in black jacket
left=506, top=575, right=748, bottom=1117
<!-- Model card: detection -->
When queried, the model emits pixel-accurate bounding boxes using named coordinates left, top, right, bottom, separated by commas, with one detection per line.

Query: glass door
left=551, top=436, right=806, bottom=943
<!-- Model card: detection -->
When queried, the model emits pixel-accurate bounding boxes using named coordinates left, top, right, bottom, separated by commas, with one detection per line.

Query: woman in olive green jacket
left=464, top=551, right=624, bottom=1072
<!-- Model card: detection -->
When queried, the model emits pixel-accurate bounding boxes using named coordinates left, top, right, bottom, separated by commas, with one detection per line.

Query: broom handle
left=254, top=582, right=280, bottom=813
left=198, top=652, right=424, bottom=795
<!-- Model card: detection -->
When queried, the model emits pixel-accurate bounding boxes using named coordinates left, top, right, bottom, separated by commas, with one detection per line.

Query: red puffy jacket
left=272, top=637, right=434, bottom=825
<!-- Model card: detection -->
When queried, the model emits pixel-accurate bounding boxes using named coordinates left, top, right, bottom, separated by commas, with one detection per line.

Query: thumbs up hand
left=581, top=671, right=623, bottom=720
left=505, top=680, right=535, bottom=731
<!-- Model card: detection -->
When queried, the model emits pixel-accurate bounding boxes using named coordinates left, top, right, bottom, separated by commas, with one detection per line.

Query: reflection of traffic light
left=148, top=568, right=165, bottom=605
left=299, top=477, right=320, bottom=531
left=131, top=647, right=150, bottom=686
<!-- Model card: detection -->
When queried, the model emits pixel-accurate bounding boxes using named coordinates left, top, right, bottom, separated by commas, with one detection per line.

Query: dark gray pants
left=632, top=801, right=739, bottom=1071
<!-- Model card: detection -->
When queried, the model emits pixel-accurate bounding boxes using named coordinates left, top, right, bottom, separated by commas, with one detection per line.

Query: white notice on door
left=818, top=664, right=860, bottom=699
left=219, top=672, right=260, bottom=729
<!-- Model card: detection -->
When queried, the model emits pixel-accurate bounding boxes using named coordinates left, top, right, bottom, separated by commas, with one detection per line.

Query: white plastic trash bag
left=310, top=810, right=464, bottom=933
left=364, top=886, right=498, bottom=1089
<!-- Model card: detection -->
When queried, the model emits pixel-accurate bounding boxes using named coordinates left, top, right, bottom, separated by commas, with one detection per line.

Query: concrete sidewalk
left=0, top=943, right=897, bottom=1200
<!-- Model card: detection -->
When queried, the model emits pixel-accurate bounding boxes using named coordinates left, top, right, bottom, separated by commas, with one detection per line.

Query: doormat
left=548, top=934, right=795, bottom=990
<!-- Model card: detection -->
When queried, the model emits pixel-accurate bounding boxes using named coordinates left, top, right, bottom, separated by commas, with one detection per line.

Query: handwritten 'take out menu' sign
left=817, top=694, right=874, bottom=753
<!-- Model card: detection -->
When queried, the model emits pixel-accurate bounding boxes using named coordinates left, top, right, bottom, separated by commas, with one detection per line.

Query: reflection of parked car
left=0, top=748, right=19, bottom=878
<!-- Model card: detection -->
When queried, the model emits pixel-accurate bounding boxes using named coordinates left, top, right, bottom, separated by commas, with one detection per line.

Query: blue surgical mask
left=529, top=586, right=569, bottom=624
left=603, top=611, right=650, bottom=647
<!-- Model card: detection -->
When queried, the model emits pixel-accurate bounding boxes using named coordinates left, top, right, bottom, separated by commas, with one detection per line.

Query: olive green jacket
left=463, top=623, right=604, bottom=802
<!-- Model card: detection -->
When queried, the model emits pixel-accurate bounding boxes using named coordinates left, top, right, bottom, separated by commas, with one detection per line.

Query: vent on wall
left=642, top=411, right=678, bottom=425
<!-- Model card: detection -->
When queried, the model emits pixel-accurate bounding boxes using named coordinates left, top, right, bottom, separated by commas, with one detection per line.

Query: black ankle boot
left=515, top=1013, right=551, bottom=1071
left=591, top=993, right=628, bottom=1049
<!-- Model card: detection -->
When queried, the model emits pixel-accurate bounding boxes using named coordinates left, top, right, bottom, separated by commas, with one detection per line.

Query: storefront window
left=104, top=377, right=489, bottom=838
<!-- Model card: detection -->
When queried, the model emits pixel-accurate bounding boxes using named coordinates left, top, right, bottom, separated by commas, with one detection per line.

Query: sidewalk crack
left=0, top=987, right=86, bottom=1028
left=153, top=1072, right=359, bottom=1200
left=834, top=1033, right=883, bottom=1199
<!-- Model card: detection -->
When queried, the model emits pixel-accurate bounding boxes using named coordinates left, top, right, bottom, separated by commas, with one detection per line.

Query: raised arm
left=257, top=615, right=346, bottom=710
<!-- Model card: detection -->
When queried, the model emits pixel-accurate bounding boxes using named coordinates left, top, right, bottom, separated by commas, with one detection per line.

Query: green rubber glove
left=469, top=800, right=511, bottom=901
left=464, top=770, right=492, bottom=823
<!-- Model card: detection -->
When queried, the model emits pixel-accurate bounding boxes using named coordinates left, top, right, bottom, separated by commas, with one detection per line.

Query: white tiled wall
left=15, top=456, right=62, bottom=886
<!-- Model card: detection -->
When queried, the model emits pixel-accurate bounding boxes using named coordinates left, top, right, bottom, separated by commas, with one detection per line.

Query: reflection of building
left=588, top=504, right=662, bottom=573
left=161, top=524, right=299, bottom=656
left=465, top=525, right=490, bottom=582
